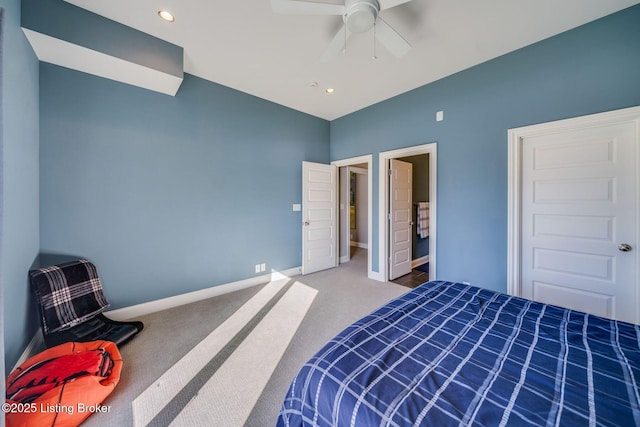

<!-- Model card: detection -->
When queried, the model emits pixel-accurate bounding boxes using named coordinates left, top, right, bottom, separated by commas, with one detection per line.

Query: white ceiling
left=64, top=0, right=640, bottom=120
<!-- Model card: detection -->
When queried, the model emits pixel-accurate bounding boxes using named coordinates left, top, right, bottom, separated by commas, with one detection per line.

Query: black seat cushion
left=43, top=314, right=144, bottom=348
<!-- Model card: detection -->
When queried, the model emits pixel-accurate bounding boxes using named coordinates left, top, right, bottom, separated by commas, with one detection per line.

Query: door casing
left=333, top=155, right=374, bottom=278
left=379, top=143, right=437, bottom=283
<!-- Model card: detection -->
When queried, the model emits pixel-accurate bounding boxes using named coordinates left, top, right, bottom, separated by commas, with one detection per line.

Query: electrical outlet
left=255, top=264, right=261, bottom=273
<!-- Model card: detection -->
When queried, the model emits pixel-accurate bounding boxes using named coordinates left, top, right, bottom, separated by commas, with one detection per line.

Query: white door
left=389, top=159, right=412, bottom=280
left=521, top=120, right=638, bottom=323
left=302, top=161, right=338, bottom=275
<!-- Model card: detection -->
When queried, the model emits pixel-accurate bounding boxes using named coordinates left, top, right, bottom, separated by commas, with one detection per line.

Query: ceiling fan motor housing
left=344, top=0, right=380, bottom=33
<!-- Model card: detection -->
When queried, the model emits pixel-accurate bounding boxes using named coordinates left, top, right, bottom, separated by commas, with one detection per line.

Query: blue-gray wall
left=330, top=4, right=640, bottom=292
left=4, top=1, right=640, bottom=371
left=39, top=66, right=329, bottom=309
left=0, top=0, right=40, bottom=372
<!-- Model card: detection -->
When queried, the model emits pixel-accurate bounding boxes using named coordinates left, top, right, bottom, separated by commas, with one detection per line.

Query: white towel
left=417, top=202, right=429, bottom=238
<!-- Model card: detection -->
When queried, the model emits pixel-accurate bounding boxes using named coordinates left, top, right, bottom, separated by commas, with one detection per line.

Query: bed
left=277, top=281, right=640, bottom=426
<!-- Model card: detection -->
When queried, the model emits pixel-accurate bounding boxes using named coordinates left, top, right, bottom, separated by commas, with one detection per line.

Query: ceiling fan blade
left=378, top=0, right=413, bottom=11
left=321, top=24, right=352, bottom=62
left=271, top=0, right=346, bottom=15
left=375, top=18, right=411, bottom=58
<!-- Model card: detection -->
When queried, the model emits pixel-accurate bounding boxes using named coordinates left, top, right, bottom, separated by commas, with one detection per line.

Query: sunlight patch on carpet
left=169, top=281, right=317, bottom=426
left=132, top=276, right=289, bottom=427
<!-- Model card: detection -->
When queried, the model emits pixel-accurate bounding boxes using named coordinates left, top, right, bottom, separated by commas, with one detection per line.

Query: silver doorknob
left=304, top=220, right=310, bottom=226
left=619, top=243, right=632, bottom=252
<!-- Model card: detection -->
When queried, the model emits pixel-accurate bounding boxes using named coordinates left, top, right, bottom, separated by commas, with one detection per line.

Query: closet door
left=519, top=116, right=638, bottom=323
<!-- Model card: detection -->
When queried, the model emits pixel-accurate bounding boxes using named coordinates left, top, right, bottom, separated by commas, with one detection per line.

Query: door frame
left=379, top=143, right=437, bottom=282
left=346, top=165, right=368, bottom=253
left=332, top=155, right=373, bottom=279
left=507, top=106, right=640, bottom=305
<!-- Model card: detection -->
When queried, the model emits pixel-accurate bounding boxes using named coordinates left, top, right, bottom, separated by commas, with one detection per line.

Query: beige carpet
left=82, top=248, right=409, bottom=427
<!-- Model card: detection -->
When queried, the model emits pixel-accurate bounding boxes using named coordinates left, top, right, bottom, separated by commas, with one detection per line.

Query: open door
left=302, top=161, right=338, bottom=275
left=389, top=159, right=412, bottom=280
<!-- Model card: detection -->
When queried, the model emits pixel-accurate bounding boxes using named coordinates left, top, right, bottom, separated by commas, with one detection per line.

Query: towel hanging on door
left=417, top=202, right=429, bottom=238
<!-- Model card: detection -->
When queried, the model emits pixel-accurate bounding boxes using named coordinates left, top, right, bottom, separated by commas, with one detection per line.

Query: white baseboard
left=107, top=266, right=301, bottom=320
left=412, top=255, right=429, bottom=269
left=341, top=242, right=368, bottom=263
left=369, top=270, right=385, bottom=282
left=14, top=267, right=302, bottom=368
left=350, top=241, right=368, bottom=249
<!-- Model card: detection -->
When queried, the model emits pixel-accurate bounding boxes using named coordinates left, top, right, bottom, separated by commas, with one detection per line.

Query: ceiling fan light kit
left=345, top=0, right=379, bottom=33
left=272, top=0, right=412, bottom=61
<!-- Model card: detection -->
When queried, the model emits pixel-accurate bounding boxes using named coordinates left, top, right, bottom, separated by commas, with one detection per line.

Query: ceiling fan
left=272, top=0, right=413, bottom=61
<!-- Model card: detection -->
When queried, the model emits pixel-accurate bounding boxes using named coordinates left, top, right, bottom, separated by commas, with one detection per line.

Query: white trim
left=332, top=155, right=375, bottom=280
left=507, top=125, right=522, bottom=297
left=107, top=267, right=301, bottom=320
left=507, top=106, right=640, bottom=316
left=412, top=255, right=429, bottom=269
left=338, top=166, right=351, bottom=265
left=350, top=241, right=368, bottom=249
left=332, top=155, right=372, bottom=167
left=349, top=166, right=368, bottom=175
left=15, top=267, right=302, bottom=366
left=379, top=143, right=437, bottom=283
left=346, top=166, right=368, bottom=257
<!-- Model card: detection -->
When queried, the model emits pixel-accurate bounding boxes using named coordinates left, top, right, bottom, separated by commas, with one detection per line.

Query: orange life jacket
left=5, top=340, right=122, bottom=427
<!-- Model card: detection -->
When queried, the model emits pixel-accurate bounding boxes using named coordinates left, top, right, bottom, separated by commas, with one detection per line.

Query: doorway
left=379, top=143, right=437, bottom=283
left=347, top=164, right=368, bottom=254
left=332, top=155, right=373, bottom=279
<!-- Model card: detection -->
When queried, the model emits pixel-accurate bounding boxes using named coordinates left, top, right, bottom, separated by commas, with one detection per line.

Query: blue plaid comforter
left=278, top=281, right=640, bottom=426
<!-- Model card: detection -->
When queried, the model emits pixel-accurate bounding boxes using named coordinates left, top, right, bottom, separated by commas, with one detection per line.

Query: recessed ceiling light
left=325, top=88, right=335, bottom=94
left=158, top=10, right=175, bottom=22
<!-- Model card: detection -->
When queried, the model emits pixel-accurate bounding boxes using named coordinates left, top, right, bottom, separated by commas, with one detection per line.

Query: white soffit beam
left=23, top=28, right=183, bottom=96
